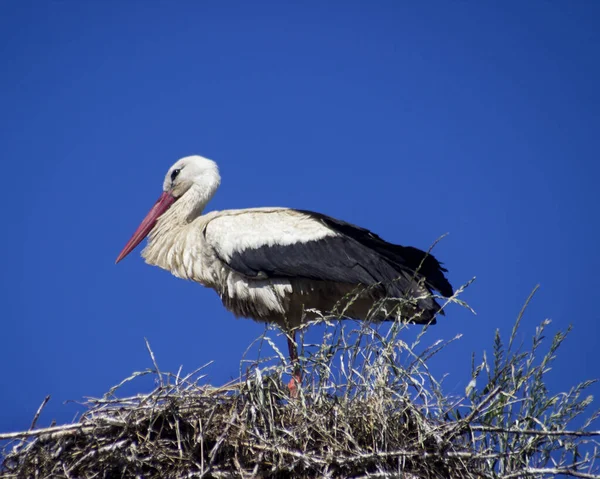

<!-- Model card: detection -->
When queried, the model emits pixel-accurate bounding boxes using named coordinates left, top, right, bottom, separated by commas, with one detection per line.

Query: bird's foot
left=287, top=370, right=302, bottom=398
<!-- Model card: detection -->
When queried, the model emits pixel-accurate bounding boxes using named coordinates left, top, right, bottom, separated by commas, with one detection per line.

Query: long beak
left=115, top=191, right=176, bottom=264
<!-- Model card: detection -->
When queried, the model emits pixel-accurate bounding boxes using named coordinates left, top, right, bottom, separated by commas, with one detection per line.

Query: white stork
left=116, top=155, right=453, bottom=394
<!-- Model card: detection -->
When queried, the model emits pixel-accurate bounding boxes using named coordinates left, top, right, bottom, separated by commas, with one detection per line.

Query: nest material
left=1, top=372, right=478, bottom=478
left=2, top=288, right=600, bottom=478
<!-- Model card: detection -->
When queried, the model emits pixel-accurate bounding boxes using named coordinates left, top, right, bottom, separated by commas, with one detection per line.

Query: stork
left=116, top=155, right=453, bottom=395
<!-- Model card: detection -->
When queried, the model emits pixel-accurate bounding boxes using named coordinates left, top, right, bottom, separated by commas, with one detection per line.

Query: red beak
left=115, top=191, right=176, bottom=264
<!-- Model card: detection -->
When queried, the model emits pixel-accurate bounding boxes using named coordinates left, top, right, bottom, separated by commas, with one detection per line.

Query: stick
left=145, top=337, right=163, bottom=388
left=29, top=395, right=51, bottom=431
left=0, top=423, right=91, bottom=441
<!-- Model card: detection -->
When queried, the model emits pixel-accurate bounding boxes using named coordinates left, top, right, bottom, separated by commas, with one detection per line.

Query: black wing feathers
left=299, top=210, right=453, bottom=298
left=225, top=235, right=396, bottom=291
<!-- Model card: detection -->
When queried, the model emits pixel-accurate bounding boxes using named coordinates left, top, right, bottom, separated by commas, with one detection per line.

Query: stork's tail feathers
left=377, top=245, right=453, bottom=324
left=400, top=246, right=453, bottom=298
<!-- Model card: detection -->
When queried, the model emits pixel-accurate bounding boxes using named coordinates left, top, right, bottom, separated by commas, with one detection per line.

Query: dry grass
left=2, top=284, right=599, bottom=478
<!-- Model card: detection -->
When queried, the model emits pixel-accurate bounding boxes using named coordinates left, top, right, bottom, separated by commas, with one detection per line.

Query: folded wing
left=204, top=208, right=452, bottom=321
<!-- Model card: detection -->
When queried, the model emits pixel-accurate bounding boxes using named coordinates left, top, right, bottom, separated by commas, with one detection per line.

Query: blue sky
left=2, top=2, right=599, bottom=434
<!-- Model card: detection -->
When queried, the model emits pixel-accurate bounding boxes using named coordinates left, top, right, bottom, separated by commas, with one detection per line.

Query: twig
left=145, top=337, right=163, bottom=388
left=502, top=467, right=599, bottom=479
left=469, top=426, right=600, bottom=437
left=28, top=395, right=51, bottom=431
left=0, top=423, right=91, bottom=440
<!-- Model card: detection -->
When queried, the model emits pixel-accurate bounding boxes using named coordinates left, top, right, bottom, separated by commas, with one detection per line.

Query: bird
left=116, top=155, right=453, bottom=395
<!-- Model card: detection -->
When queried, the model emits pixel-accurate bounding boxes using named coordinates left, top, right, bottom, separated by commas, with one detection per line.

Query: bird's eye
left=171, top=169, right=181, bottom=182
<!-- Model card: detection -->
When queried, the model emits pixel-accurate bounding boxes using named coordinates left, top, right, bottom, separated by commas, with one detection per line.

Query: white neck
left=141, top=174, right=220, bottom=270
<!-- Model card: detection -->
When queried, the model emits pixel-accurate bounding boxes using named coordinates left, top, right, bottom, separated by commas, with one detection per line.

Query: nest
left=1, top=372, right=477, bottom=478
left=2, top=287, right=599, bottom=478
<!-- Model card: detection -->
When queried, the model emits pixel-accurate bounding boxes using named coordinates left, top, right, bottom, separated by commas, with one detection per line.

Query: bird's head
left=164, top=155, right=220, bottom=199
left=116, top=155, right=220, bottom=264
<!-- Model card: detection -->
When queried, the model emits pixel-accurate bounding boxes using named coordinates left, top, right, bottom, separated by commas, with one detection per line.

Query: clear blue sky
left=2, top=2, right=599, bottom=434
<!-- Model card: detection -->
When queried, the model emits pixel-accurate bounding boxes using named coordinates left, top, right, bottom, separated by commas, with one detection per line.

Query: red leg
left=287, top=331, right=302, bottom=397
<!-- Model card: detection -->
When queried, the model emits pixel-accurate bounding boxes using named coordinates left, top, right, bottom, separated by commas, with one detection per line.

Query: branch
left=502, top=467, right=599, bottom=479
left=470, top=426, right=600, bottom=437
left=0, top=423, right=91, bottom=441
